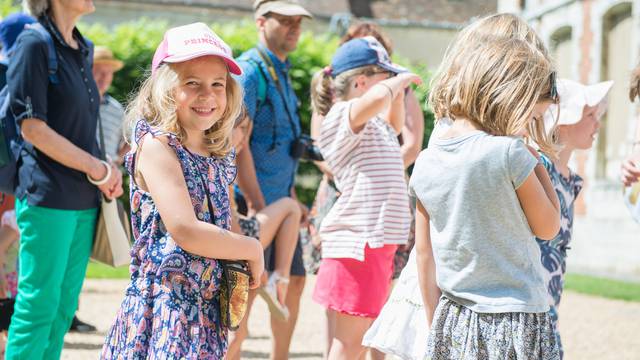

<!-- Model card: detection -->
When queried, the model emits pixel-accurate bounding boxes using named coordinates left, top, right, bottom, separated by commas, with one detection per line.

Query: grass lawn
left=565, top=273, right=640, bottom=302
left=85, top=263, right=640, bottom=303
left=86, top=261, right=130, bottom=279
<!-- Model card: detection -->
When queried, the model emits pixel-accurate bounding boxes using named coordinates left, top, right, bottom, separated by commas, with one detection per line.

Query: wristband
left=87, top=160, right=112, bottom=186
left=378, top=82, right=394, bottom=99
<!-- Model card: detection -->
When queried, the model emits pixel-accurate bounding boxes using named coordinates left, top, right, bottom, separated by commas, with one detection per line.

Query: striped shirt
left=318, top=100, right=410, bottom=261
left=97, top=94, right=125, bottom=159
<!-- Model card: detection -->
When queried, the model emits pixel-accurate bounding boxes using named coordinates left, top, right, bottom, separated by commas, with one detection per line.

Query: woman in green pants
left=5, top=1, right=123, bottom=359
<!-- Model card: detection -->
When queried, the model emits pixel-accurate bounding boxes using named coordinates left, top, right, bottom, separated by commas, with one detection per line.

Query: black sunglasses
left=549, top=71, right=559, bottom=103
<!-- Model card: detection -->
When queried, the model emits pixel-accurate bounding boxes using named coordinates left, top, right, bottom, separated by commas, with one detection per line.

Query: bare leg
left=0, top=331, right=6, bottom=360
left=226, top=289, right=258, bottom=360
left=324, top=309, right=337, bottom=358
left=328, top=312, right=373, bottom=360
left=368, top=348, right=386, bottom=360
left=270, top=275, right=305, bottom=360
left=255, top=198, right=301, bottom=302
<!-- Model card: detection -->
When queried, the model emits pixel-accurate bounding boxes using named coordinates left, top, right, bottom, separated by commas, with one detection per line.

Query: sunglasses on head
left=549, top=71, right=559, bottom=103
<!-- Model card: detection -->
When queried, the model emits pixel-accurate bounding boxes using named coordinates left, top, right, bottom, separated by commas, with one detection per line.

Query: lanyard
left=255, top=46, right=300, bottom=152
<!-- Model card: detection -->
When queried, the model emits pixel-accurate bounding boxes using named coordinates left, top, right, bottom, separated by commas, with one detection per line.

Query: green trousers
left=5, top=198, right=97, bottom=360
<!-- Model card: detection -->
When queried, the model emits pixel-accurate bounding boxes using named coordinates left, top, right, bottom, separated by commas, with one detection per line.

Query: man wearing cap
left=230, top=1, right=312, bottom=359
left=92, top=46, right=127, bottom=164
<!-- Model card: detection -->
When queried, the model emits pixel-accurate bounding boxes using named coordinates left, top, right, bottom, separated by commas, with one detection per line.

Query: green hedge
left=80, top=19, right=434, bottom=205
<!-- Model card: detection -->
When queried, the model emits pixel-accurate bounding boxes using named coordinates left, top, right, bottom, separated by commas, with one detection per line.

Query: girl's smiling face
left=174, top=56, right=228, bottom=137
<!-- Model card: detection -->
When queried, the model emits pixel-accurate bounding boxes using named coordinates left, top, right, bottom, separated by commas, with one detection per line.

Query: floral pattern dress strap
left=102, top=119, right=237, bottom=360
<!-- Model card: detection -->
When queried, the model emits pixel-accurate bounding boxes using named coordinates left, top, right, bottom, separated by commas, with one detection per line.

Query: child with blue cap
left=309, top=36, right=421, bottom=358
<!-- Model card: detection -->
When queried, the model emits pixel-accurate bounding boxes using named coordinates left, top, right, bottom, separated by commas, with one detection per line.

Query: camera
left=290, top=134, right=324, bottom=161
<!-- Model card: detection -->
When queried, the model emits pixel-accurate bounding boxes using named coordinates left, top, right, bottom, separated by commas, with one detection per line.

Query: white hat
left=544, top=79, right=614, bottom=133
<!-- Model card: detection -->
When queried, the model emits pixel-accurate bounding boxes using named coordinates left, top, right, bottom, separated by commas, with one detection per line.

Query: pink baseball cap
left=151, top=22, right=242, bottom=76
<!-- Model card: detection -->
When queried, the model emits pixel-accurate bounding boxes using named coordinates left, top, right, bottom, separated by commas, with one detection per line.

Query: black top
left=8, top=16, right=100, bottom=210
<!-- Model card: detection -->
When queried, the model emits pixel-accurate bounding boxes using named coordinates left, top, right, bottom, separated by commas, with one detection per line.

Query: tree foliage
left=80, top=19, right=434, bottom=205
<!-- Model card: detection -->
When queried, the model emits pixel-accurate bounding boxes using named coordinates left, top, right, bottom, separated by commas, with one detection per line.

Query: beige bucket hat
left=253, top=0, right=313, bottom=19
left=93, top=46, right=124, bottom=72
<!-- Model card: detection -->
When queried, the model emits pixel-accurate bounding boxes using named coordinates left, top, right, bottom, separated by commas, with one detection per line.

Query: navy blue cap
left=0, top=13, right=36, bottom=57
left=330, top=36, right=405, bottom=78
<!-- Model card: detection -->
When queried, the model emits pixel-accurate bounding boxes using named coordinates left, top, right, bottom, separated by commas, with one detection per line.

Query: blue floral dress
left=536, top=153, right=583, bottom=358
left=101, top=120, right=236, bottom=359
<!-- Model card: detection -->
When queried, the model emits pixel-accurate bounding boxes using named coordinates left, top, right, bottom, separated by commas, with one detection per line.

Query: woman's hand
left=88, top=159, right=124, bottom=199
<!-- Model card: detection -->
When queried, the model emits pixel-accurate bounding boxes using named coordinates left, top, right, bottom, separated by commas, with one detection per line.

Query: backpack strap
left=85, top=38, right=94, bottom=68
left=25, top=23, right=59, bottom=85
left=238, top=55, right=267, bottom=108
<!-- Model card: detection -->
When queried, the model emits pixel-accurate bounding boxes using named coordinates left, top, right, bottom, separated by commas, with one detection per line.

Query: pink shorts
left=312, top=244, right=397, bottom=318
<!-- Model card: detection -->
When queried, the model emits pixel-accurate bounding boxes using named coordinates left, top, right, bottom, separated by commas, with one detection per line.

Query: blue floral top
left=536, top=153, right=583, bottom=356
left=536, top=153, right=583, bottom=307
left=101, top=120, right=236, bottom=359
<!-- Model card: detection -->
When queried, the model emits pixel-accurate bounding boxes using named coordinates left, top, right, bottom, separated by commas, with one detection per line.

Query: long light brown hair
left=429, top=13, right=557, bottom=155
left=430, top=35, right=555, bottom=141
left=125, top=63, right=242, bottom=158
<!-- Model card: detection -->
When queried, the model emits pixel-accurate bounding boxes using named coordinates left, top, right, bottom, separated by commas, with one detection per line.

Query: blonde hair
left=310, top=64, right=385, bottom=116
left=125, top=63, right=242, bottom=158
left=429, top=13, right=557, bottom=155
left=430, top=35, right=555, bottom=140
left=431, top=13, right=549, bottom=119
left=23, top=0, right=49, bottom=17
left=630, top=64, right=640, bottom=102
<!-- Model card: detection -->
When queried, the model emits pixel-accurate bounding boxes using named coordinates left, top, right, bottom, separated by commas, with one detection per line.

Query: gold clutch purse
left=219, top=260, right=251, bottom=330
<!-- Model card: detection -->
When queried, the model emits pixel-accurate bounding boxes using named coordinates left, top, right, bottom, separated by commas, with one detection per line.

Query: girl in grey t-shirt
left=412, top=36, right=562, bottom=359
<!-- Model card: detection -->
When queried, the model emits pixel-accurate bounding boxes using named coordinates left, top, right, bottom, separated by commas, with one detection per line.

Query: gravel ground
left=61, top=277, right=640, bottom=360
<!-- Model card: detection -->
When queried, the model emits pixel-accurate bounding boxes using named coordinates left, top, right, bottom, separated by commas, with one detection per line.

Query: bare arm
left=137, top=135, right=264, bottom=286
left=349, top=73, right=422, bottom=134
left=415, top=200, right=440, bottom=327
left=21, top=118, right=123, bottom=199
left=400, top=89, right=425, bottom=168
left=385, top=85, right=406, bottom=134
left=516, top=149, right=561, bottom=240
left=235, top=121, right=266, bottom=215
left=310, top=111, right=333, bottom=177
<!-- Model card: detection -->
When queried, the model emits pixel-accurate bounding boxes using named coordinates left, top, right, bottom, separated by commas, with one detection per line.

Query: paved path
left=61, top=277, right=640, bottom=359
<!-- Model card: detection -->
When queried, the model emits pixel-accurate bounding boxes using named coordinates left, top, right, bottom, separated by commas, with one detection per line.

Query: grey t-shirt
left=409, top=131, right=549, bottom=313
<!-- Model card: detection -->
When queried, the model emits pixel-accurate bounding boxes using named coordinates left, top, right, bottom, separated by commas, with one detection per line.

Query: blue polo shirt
left=8, top=16, right=100, bottom=210
left=236, top=45, right=301, bottom=205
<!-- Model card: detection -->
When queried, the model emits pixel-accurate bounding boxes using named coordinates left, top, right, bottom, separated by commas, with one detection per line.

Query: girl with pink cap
left=100, top=23, right=264, bottom=359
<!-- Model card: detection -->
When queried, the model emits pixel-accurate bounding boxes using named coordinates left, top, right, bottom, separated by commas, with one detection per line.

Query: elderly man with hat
left=229, top=1, right=312, bottom=359
left=93, top=46, right=127, bottom=164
